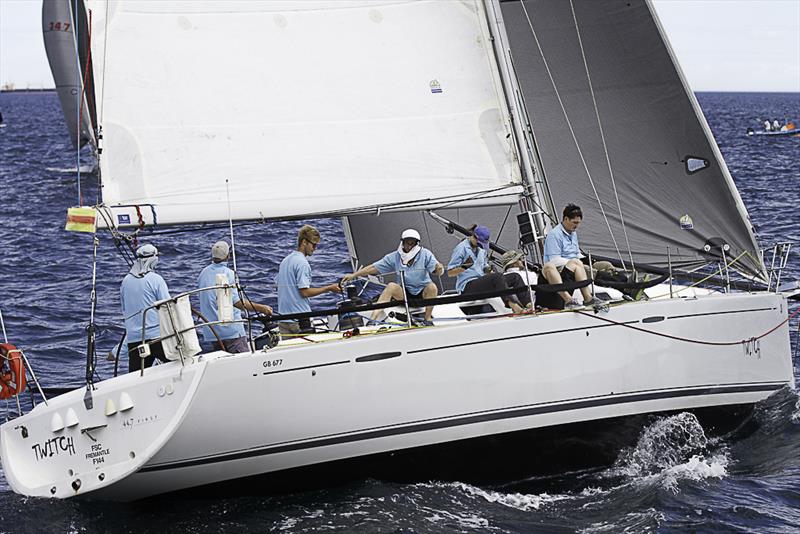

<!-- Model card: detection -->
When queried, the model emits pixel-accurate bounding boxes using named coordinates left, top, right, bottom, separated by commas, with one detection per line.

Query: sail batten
left=86, top=0, right=522, bottom=227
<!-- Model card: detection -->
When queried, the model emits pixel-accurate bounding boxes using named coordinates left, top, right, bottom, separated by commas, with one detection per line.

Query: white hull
left=1, top=292, right=793, bottom=500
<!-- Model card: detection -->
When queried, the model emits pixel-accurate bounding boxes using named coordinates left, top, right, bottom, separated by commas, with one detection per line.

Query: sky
left=0, top=0, right=798, bottom=92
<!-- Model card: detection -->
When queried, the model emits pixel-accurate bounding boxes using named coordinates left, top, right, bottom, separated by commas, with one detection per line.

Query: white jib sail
left=86, top=0, right=522, bottom=227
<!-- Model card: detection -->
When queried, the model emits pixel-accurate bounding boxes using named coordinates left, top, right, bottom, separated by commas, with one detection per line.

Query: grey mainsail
left=498, top=0, right=765, bottom=280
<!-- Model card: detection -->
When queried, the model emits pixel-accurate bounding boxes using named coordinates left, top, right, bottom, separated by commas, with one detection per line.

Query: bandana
left=397, top=243, right=421, bottom=266
left=129, top=244, right=159, bottom=278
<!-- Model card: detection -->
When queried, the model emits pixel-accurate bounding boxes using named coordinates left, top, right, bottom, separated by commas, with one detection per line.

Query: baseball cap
left=474, top=225, right=490, bottom=250
left=211, top=240, right=230, bottom=260
left=401, top=228, right=421, bottom=242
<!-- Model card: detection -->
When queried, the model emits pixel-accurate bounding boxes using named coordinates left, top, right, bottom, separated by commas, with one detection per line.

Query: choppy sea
left=0, top=91, right=798, bottom=533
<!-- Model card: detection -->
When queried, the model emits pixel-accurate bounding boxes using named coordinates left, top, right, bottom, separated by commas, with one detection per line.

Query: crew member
left=276, top=225, right=341, bottom=335
left=541, top=204, right=599, bottom=309
left=342, top=229, right=443, bottom=324
left=446, top=225, right=525, bottom=314
left=121, top=244, right=171, bottom=372
left=197, top=240, right=272, bottom=353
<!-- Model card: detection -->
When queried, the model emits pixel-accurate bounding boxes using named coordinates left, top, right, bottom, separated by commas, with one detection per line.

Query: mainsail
left=83, top=0, right=523, bottom=227
left=498, top=0, right=765, bottom=280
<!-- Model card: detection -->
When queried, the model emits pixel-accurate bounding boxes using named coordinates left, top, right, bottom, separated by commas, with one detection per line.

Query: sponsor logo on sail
left=430, top=79, right=442, bottom=94
left=679, top=214, right=693, bottom=230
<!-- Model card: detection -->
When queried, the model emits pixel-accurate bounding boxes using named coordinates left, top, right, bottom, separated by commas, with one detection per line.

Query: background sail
left=84, top=0, right=522, bottom=227
left=42, top=0, right=96, bottom=149
left=345, top=206, right=523, bottom=292
left=499, top=0, right=765, bottom=279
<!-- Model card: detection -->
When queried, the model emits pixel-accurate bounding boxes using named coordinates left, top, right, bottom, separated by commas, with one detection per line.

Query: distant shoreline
left=0, top=88, right=56, bottom=93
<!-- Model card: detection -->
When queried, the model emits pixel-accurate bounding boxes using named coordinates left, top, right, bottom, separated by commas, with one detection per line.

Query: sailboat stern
left=0, top=360, right=207, bottom=499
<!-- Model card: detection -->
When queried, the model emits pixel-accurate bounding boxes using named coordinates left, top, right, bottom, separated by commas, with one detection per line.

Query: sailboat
left=0, top=0, right=796, bottom=501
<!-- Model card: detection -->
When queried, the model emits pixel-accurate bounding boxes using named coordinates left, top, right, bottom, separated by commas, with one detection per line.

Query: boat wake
left=418, top=413, right=731, bottom=517
left=604, top=412, right=728, bottom=491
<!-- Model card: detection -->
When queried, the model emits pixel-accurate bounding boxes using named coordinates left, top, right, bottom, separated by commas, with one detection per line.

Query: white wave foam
left=435, top=481, right=568, bottom=511
left=45, top=165, right=96, bottom=174
left=659, top=453, right=728, bottom=492
left=610, top=412, right=710, bottom=478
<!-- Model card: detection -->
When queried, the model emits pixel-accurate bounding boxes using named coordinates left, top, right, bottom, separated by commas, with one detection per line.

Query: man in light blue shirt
left=342, top=229, right=443, bottom=324
left=197, top=241, right=273, bottom=354
left=121, top=244, right=171, bottom=372
left=446, top=225, right=525, bottom=313
left=276, top=225, right=341, bottom=334
left=542, top=204, right=598, bottom=309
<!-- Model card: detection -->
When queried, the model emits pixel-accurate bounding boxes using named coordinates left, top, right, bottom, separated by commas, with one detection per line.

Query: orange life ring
left=0, top=343, right=27, bottom=400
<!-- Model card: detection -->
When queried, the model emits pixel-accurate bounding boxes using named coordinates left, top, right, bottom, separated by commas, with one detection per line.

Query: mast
left=482, top=0, right=555, bottom=264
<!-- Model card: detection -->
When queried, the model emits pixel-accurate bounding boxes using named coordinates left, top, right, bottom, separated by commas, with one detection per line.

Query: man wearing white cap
left=120, top=244, right=171, bottom=372
left=197, top=240, right=273, bottom=353
left=342, top=229, right=443, bottom=324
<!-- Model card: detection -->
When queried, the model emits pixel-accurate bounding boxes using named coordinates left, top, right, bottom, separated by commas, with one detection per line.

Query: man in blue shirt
left=276, top=225, right=341, bottom=334
left=446, top=225, right=525, bottom=313
left=121, top=244, right=171, bottom=372
left=197, top=241, right=273, bottom=354
left=542, top=204, right=598, bottom=309
left=342, top=229, right=443, bottom=324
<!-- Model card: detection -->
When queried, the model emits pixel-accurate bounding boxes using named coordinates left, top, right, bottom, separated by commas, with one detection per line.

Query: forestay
left=499, top=0, right=765, bottom=280
left=85, top=0, right=522, bottom=227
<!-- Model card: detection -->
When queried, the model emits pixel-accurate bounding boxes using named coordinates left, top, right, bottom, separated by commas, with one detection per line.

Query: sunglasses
left=308, top=240, right=320, bottom=250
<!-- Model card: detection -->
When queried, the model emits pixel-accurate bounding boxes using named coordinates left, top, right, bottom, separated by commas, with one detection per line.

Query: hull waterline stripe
left=139, top=381, right=785, bottom=473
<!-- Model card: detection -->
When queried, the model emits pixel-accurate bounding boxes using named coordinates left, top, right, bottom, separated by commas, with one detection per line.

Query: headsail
left=498, top=0, right=765, bottom=280
left=83, top=0, right=522, bottom=228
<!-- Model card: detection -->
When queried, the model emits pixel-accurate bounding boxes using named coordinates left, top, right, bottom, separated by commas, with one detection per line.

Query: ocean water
left=0, top=90, right=798, bottom=533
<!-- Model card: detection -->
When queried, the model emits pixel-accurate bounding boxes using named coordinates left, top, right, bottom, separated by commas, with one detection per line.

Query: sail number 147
left=47, top=21, right=71, bottom=32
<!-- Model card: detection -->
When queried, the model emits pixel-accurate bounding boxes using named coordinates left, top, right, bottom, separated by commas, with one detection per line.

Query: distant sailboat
left=0, top=0, right=795, bottom=501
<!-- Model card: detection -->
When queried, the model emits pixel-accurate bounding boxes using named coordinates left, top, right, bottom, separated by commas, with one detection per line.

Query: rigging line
left=72, top=0, right=82, bottom=206
left=497, top=205, right=513, bottom=247
left=518, top=0, right=626, bottom=266
left=433, top=184, right=520, bottom=212
left=569, top=0, right=634, bottom=273
left=579, top=304, right=800, bottom=347
left=99, top=0, right=109, bottom=129
left=648, top=250, right=748, bottom=299
left=420, top=212, right=444, bottom=293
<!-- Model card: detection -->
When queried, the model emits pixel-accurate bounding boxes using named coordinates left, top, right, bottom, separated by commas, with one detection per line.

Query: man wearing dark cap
left=121, top=244, right=171, bottom=372
left=197, top=240, right=272, bottom=353
left=447, top=225, right=525, bottom=313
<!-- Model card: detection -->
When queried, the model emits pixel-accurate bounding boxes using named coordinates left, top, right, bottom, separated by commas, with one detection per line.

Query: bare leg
left=421, top=282, right=438, bottom=321
left=370, top=282, right=404, bottom=321
left=542, top=263, right=571, bottom=303
left=568, top=258, right=592, bottom=302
